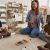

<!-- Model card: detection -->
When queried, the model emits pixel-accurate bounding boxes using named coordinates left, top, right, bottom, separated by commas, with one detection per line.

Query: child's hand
left=45, top=32, right=50, bottom=37
left=46, top=33, right=50, bottom=37
left=45, top=32, right=48, bottom=35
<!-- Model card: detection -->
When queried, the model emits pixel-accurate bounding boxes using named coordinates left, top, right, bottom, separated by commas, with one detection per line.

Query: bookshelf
left=0, top=2, right=28, bottom=25
left=0, top=3, right=6, bottom=24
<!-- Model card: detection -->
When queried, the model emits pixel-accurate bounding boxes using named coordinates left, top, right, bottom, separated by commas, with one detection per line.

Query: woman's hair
left=31, top=0, right=39, bottom=15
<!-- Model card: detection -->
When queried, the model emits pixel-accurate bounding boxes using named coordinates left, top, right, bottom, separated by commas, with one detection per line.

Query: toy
left=16, top=39, right=28, bottom=46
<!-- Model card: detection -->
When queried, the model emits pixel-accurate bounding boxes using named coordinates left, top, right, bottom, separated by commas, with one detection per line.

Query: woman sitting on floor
left=20, top=0, right=43, bottom=37
left=20, top=0, right=50, bottom=42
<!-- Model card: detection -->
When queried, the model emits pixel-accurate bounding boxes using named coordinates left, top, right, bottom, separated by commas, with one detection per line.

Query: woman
left=20, top=0, right=50, bottom=43
left=20, top=0, right=43, bottom=37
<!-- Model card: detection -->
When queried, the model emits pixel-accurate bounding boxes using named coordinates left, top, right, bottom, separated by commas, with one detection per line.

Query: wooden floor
left=0, top=34, right=46, bottom=50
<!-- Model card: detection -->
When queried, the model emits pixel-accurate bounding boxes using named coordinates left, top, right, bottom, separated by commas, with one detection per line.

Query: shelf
left=0, top=18, right=6, bottom=24
left=0, top=17, right=6, bottom=19
left=0, top=4, right=6, bottom=8
left=0, top=12, right=6, bottom=14
left=0, top=6, right=6, bottom=8
left=9, top=6, right=19, bottom=8
left=0, top=9, right=6, bottom=14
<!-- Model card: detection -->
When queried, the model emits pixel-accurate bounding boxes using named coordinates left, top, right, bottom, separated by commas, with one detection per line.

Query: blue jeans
left=38, top=33, right=50, bottom=42
left=20, top=27, right=32, bottom=35
left=20, top=27, right=50, bottom=42
left=20, top=27, right=40, bottom=37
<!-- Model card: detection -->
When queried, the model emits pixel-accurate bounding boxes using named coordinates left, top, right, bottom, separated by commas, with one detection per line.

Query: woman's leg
left=29, top=27, right=40, bottom=37
left=38, top=33, right=50, bottom=42
left=20, top=27, right=32, bottom=35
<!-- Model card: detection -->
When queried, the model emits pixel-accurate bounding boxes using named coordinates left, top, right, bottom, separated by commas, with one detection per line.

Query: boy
left=38, top=16, right=50, bottom=50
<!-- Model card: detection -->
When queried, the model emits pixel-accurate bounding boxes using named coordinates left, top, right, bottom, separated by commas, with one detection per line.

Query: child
left=6, top=10, right=14, bottom=29
left=44, top=18, right=50, bottom=36
left=0, top=20, right=11, bottom=38
left=37, top=17, right=50, bottom=50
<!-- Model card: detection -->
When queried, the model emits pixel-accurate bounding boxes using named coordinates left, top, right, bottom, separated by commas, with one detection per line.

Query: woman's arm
left=26, top=13, right=30, bottom=22
left=40, top=13, right=44, bottom=25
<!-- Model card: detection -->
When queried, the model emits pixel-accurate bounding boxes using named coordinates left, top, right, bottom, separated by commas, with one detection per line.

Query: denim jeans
left=38, top=33, right=50, bottom=42
left=20, top=27, right=32, bottom=35
left=20, top=26, right=50, bottom=42
left=20, top=26, right=40, bottom=37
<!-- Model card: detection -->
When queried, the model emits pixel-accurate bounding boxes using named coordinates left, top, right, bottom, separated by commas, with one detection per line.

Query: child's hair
left=0, top=21, right=2, bottom=27
left=46, top=15, right=50, bottom=23
left=7, top=10, right=12, bottom=19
